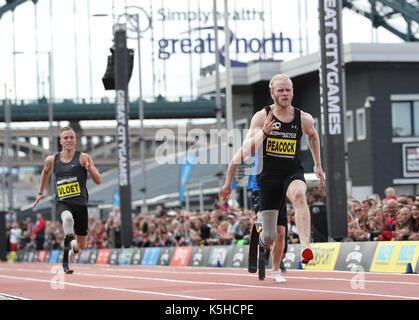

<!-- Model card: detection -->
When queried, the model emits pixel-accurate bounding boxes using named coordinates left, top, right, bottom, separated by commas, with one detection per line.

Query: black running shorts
left=251, top=190, right=287, bottom=226
left=257, top=168, right=306, bottom=227
left=56, top=201, right=88, bottom=236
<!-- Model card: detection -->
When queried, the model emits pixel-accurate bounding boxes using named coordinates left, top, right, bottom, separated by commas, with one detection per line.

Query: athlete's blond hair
left=59, top=126, right=76, bottom=137
left=269, top=74, right=293, bottom=90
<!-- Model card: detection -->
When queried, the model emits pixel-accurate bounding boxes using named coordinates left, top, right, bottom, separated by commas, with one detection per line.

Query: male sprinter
left=220, top=73, right=324, bottom=267
left=33, top=126, right=101, bottom=273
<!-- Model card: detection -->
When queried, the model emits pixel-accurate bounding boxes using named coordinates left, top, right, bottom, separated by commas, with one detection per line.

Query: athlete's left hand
left=314, top=164, right=325, bottom=187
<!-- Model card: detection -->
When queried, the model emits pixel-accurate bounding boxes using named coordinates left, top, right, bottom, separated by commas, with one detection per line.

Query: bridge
left=0, top=122, right=221, bottom=168
left=0, top=96, right=225, bottom=122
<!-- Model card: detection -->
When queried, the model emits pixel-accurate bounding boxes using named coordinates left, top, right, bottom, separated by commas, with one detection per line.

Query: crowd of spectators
left=4, top=186, right=419, bottom=252
left=347, top=187, right=419, bottom=242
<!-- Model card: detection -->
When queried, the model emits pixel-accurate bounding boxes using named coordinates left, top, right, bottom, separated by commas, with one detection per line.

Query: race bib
left=266, top=138, right=296, bottom=156
left=56, top=177, right=81, bottom=200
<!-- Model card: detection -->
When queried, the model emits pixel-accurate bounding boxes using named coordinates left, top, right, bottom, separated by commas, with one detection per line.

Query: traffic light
left=102, top=47, right=134, bottom=90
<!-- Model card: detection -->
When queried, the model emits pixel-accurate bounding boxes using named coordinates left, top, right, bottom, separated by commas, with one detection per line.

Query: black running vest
left=53, top=151, right=88, bottom=206
left=258, top=106, right=304, bottom=176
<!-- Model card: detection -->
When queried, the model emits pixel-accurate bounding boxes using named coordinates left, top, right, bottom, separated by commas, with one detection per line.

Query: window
left=392, top=102, right=412, bottom=137
left=391, top=99, right=419, bottom=138
left=301, top=117, right=319, bottom=151
left=345, top=110, right=354, bottom=143
left=356, top=108, right=366, bottom=140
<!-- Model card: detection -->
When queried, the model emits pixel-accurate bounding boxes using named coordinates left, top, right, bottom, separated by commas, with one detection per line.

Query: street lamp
left=13, top=50, right=56, bottom=221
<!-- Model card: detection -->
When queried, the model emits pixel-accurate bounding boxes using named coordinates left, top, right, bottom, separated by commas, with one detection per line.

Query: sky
left=0, top=0, right=404, bottom=108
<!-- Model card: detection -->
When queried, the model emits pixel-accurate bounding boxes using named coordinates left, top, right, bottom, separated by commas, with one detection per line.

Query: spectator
left=233, top=216, right=251, bottom=242
left=353, top=204, right=365, bottom=223
left=378, top=199, right=398, bottom=241
left=383, top=187, right=397, bottom=203
left=188, top=218, right=202, bottom=246
left=199, top=216, right=211, bottom=245
left=394, top=206, right=412, bottom=240
left=32, top=213, right=46, bottom=250
left=369, top=208, right=385, bottom=241
left=9, top=221, right=21, bottom=252
left=217, top=220, right=234, bottom=245
left=361, top=199, right=372, bottom=216
left=207, top=219, right=220, bottom=245
left=5, top=210, right=16, bottom=225
left=287, top=209, right=299, bottom=244
left=212, top=196, right=221, bottom=209
left=226, top=213, right=237, bottom=236
left=408, top=203, right=419, bottom=240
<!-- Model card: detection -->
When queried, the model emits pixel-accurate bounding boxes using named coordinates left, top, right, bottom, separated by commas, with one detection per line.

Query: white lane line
left=0, top=274, right=213, bottom=300
left=0, top=292, right=30, bottom=300
left=59, top=265, right=419, bottom=287
left=1, top=267, right=418, bottom=300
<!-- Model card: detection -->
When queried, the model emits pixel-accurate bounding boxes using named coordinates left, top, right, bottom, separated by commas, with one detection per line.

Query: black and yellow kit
left=257, top=106, right=306, bottom=219
left=54, top=151, right=88, bottom=236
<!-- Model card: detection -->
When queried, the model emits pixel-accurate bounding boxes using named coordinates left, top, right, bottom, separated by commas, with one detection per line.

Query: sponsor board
left=225, top=246, right=247, bottom=268
left=188, top=246, right=210, bottom=267
left=37, top=250, right=47, bottom=263
left=88, top=250, right=99, bottom=264
left=131, top=248, right=145, bottom=265
left=158, top=247, right=175, bottom=266
left=118, top=249, right=134, bottom=265
left=16, top=250, right=25, bottom=262
left=282, top=244, right=300, bottom=270
left=44, top=250, right=52, bottom=263
left=78, top=249, right=91, bottom=264
left=7, top=251, right=16, bottom=263
left=49, top=250, right=60, bottom=263
left=370, top=241, right=419, bottom=273
left=96, top=249, right=112, bottom=264
left=302, top=242, right=341, bottom=270
left=142, top=247, right=161, bottom=266
left=208, top=246, right=229, bottom=267
left=27, top=250, right=37, bottom=262
left=170, top=247, right=192, bottom=266
left=334, top=242, right=377, bottom=272
left=108, top=249, right=121, bottom=265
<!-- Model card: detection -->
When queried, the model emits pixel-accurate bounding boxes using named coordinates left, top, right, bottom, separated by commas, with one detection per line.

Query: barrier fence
left=6, top=241, right=419, bottom=273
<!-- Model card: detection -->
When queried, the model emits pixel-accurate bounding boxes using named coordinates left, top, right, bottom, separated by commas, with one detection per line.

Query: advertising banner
left=118, top=248, right=134, bottom=265
left=170, top=247, right=192, bottom=266
left=78, top=249, right=91, bottom=264
left=302, top=242, right=341, bottom=270
left=96, top=249, right=112, bottom=264
left=88, top=250, right=99, bottom=264
left=108, top=249, right=121, bottom=265
left=131, top=248, right=145, bottom=265
left=49, top=250, right=60, bottom=264
left=370, top=241, right=419, bottom=273
left=114, top=24, right=133, bottom=248
left=334, top=242, right=377, bottom=272
left=179, top=153, right=195, bottom=205
left=188, top=246, right=211, bottom=267
left=7, top=251, right=16, bottom=263
left=208, top=246, right=229, bottom=267
left=318, top=0, right=348, bottom=241
left=142, top=247, right=161, bottom=266
left=158, top=247, right=175, bottom=266
left=225, top=246, right=248, bottom=268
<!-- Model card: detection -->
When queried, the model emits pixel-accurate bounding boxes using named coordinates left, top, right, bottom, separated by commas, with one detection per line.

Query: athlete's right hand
left=263, top=111, right=276, bottom=135
left=32, top=195, right=42, bottom=208
left=219, top=184, right=232, bottom=203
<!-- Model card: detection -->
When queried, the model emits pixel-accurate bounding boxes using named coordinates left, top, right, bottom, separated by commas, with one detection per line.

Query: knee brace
left=61, top=210, right=74, bottom=236
left=259, top=210, right=278, bottom=249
